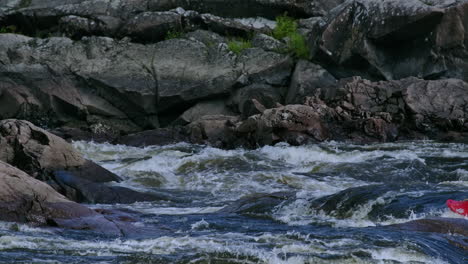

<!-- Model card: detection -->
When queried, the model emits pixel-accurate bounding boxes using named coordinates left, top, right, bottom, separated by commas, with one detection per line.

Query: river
left=0, top=141, right=467, bottom=263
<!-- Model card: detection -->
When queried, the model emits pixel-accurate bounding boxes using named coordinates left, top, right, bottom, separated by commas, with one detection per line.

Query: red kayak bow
left=446, top=199, right=468, bottom=216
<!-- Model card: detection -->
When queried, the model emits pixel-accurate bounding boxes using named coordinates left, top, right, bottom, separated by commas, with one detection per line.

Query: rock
left=286, top=60, right=337, bottom=104
left=155, top=38, right=240, bottom=113
left=0, top=119, right=86, bottom=176
left=230, top=84, right=283, bottom=118
left=188, top=115, right=240, bottom=148
left=59, top=15, right=122, bottom=40
left=200, top=14, right=273, bottom=37
left=239, top=48, right=294, bottom=86
left=116, top=127, right=189, bottom=147
left=252, top=33, right=287, bottom=52
left=391, top=217, right=468, bottom=237
left=173, top=100, right=236, bottom=126
left=184, top=29, right=226, bottom=47
left=0, top=32, right=242, bottom=132
left=0, top=34, right=157, bottom=134
left=219, top=192, right=295, bottom=215
left=403, top=78, right=468, bottom=132
left=53, top=170, right=177, bottom=204
left=119, top=11, right=182, bottom=43
left=148, top=0, right=346, bottom=19
left=316, top=0, right=468, bottom=81
left=0, top=119, right=171, bottom=204
left=0, top=160, right=124, bottom=235
left=236, top=105, right=329, bottom=146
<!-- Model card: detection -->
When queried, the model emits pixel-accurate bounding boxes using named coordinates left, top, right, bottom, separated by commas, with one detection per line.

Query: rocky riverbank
left=0, top=0, right=467, bottom=250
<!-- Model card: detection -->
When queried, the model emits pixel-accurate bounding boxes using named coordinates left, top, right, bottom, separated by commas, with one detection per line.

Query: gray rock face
left=0, top=33, right=242, bottom=133
left=252, top=33, right=286, bottom=52
left=286, top=60, right=337, bottom=104
left=403, top=78, right=468, bottom=131
left=239, top=48, right=294, bottom=86
left=314, top=0, right=468, bottom=81
left=188, top=115, right=240, bottom=148
left=231, top=84, right=283, bottom=118
left=173, top=100, right=235, bottom=126
left=155, top=38, right=239, bottom=113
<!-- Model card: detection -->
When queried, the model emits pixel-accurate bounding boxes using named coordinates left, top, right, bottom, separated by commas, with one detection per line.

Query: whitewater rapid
left=0, top=141, right=466, bottom=263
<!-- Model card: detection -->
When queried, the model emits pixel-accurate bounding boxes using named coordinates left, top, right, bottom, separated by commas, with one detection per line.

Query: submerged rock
left=391, top=217, right=468, bottom=237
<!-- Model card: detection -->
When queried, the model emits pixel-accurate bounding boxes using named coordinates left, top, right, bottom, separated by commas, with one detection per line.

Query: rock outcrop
left=0, top=160, right=130, bottom=235
left=0, top=0, right=467, bottom=147
left=312, top=0, right=468, bottom=81
left=0, top=119, right=172, bottom=204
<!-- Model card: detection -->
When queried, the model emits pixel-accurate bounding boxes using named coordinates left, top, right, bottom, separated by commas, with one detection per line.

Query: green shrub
left=271, top=14, right=310, bottom=59
left=165, top=29, right=184, bottom=40
left=0, top=25, right=17, bottom=34
left=272, top=15, right=297, bottom=40
left=288, top=32, right=309, bottom=59
left=227, top=39, right=252, bottom=54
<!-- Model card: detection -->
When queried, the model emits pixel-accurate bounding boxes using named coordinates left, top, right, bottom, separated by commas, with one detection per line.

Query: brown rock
left=237, top=105, right=328, bottom=146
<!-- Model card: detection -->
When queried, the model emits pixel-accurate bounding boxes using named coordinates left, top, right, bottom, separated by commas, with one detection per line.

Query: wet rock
left=188, top=115, right=240, bottom=148
left=0, top=119, right=87, bottom=176
left=0, top=160, right=124, bottom=235
left=286, top=60, right=337, bottom=104
left=116, top=127, right=189, bottom=147
left=391, top=218, right=468, bottom=237
left=219, top=192, right=295, bottom=215
left=0, top=119, right=171, bottom=204
left=237, top=105, right=329, bottom=146
left=53, top=171, right=175, bottom=204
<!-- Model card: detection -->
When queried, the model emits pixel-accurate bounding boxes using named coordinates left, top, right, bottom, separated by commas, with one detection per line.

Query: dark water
left=0, top=141, right=467, bottom=263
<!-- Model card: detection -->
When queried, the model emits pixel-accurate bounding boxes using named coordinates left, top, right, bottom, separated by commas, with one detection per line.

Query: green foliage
left=0, top=25, right=17, bottom=34
left=271, top=14, right=310, bottom=59
left=288, top=32, right=309, bottom=59
left=227, top=38, right=252, bottom=55
left=272, top=15, right=297, bottom=40
left=165, top=29, right=184, bottom=40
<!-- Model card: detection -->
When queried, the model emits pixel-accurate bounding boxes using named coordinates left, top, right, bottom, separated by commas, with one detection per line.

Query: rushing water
left=1, top=141, right=467, bottom=263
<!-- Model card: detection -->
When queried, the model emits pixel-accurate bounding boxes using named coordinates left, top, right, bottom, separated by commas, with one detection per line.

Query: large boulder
left=155, top=38, right=239, bottom=113
left=314, top=0, right=468, bottom=81
left=286, top=60, right=337, bottom=104
left=173, top=100, right=236, bottom=126
left=236, top=104, right=329, bottom=146
left=0, top=160, right=125, bottom=235
left=239, top=48, right=294, bottom=86
left=0, top=119, right=169, bottom=204
left=230, top=84, right=284, bottom=118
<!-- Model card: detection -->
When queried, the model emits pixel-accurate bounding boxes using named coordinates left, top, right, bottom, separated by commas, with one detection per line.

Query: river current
left=0, top=141, right=467, bottom=263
